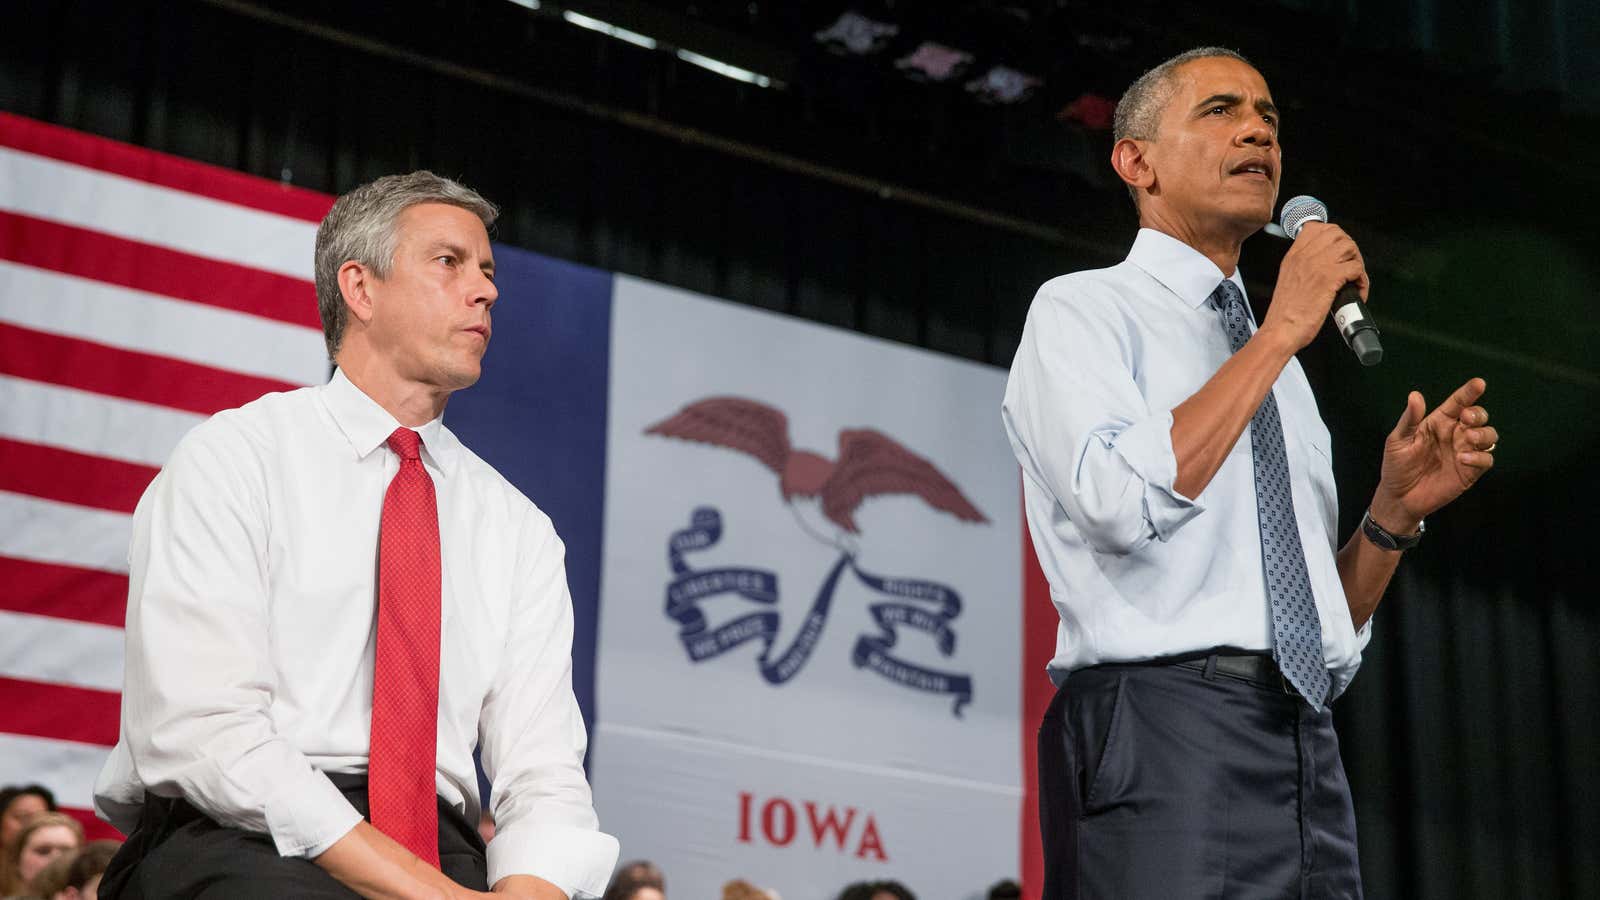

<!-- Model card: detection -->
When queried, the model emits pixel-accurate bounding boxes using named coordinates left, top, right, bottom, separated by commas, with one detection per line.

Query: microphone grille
left=1279, top=195, right=1329, bottom=239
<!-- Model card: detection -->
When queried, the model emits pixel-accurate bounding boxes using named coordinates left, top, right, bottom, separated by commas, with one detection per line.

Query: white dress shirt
left=1002, top=228, right=1371, bottom=698
left=94, top=369, right=619, bottom=897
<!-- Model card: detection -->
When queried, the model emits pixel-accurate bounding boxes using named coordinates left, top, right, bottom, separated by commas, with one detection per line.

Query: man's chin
left=1221, top=187, right=1277, bottom=230
left=1227, top=205, right=1274, bottom=238
left=436, top=361, right=483, bottom=393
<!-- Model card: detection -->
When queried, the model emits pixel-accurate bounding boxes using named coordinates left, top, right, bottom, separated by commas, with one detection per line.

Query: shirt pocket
left=1288, top=414, right=1338, bottom=545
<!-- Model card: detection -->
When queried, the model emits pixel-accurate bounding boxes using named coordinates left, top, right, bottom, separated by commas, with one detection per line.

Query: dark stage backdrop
left=3, top=1, right=1595, bottom=896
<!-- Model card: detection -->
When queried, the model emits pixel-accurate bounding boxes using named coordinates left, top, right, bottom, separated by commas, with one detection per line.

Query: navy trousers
left=99, top=772, right=488, bottom=899
left=1038, top=657, right=1363, bottom=899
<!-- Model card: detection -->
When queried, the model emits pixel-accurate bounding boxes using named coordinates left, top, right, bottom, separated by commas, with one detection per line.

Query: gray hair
left=1113, top=46, right=1253, bottom=205
left=313, top=171, right=498, bottom=359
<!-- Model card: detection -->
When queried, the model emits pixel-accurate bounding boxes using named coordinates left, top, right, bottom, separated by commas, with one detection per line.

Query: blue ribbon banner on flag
left=664, top=507, right=974, bottom=716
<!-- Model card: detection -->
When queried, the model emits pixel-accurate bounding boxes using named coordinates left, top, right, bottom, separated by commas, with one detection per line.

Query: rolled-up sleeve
left=121, top=419, right=363, bottom=858
left=1002, top=282, right=1205, bottom=555
left=479, top=510, right=619, bottom=897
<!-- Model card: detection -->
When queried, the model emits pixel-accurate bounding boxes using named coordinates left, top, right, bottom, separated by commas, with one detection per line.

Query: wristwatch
left=1361, top=509, right=1424, bottom=551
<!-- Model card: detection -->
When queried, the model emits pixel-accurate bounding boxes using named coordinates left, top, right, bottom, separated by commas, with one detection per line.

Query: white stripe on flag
left=0, top=732, right=114, bottom=811
left=0, top=375, right=203, bottom=469
left=0, top=147, right=316, bottom=280
left=0, top=261, right=327, bottom=385
left=0, top=374, right=206, bottom=464
left=0, top=491, right=132, bottom=574
left=0, top=611, right=124, bottom=692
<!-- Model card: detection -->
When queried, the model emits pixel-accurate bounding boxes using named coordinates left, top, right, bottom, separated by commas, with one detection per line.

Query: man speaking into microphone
left=1001, top=47, right=1498, bottom=898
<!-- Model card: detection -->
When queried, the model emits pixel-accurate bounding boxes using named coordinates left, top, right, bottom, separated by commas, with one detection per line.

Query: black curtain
left=2, top=1, right=1594, bottom=895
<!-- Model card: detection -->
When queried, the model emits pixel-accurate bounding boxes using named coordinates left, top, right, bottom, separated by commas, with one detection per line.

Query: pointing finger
left=1436, top=378, right=1487, bottom=421
left=1392, top=390, right=1425, bottom=439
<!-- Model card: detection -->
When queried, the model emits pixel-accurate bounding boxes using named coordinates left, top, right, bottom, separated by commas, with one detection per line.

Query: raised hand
left=1370, top=377, right=1497, bottom=529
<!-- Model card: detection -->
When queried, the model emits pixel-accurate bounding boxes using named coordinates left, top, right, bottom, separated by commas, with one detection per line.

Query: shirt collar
left=320, top=368, right=458, bottom=477
left=1126, top=227, right=1249, bottom=309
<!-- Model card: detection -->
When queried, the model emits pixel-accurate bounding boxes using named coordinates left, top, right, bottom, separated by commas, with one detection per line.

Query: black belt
left=1175, top=652, right=1297, bottom=695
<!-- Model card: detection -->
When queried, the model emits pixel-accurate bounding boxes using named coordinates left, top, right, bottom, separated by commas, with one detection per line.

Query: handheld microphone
left=1278, top=195, right=1383, bottom=366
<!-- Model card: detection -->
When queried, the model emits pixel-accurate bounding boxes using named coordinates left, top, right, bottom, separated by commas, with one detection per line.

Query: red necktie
left=368, top=427, right=442, bottom=866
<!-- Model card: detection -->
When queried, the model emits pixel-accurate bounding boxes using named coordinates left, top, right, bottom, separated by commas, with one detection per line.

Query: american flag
left=0, top=112, right=333, bottom=838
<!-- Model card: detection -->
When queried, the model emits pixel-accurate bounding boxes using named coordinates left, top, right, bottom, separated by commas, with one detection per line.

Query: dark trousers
left=1038, top=656, right=1363, bottom=900
left=100, top=773, right=488, bottom=900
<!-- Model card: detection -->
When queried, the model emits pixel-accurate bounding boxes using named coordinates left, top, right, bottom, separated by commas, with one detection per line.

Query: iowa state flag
left=0, top=112, right=1048, bottom=897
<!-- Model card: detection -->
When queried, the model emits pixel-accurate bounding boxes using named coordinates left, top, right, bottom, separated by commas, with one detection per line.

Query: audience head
left=1, top=811, right=83, bottom=895
left=836, top=881, right=916, bottom=900
left=32, top=838, right=120, bottom=900
left=0, top=785, right=57, bottom=848
left=986, top=880, right=1022, bottom=900
left=28, top=849, right=75, bottom=898
left=722, top=879, right=777, bottom=900
left=604, top=859, right=665, bottom=900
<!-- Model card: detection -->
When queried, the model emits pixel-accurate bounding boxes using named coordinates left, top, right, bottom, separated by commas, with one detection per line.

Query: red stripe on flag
left=0, top=677, right=121, bottom=747
left=0, top=322, right=297, bottom=416
left=1019, top=490, right=1055, bottom=900
left=59, top=806, right=125, bottom=842
left=0, top=210, right=322, bottom=330
left=0, top=111, right=333, bottom=223
left=0, top=438, right=158, bottom=514
left=0, top=557, right=128, bottom=628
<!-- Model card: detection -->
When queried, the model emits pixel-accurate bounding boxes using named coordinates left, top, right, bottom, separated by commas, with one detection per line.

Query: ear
left=337, top=260, right=376, bottom=326
left=1111, top=137, right=1156, bottom=196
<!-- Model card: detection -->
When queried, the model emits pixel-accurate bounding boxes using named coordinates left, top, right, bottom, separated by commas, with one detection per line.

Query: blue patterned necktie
left=1211, top=280, right=1331, bottom=710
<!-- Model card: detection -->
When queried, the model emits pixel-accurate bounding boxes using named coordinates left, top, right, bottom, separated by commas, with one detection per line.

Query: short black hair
left=0, top=784, right=58, bottom=816
left=836, top=881, right=916, bottom=900
left=987, top=879, right=1022, bottom=900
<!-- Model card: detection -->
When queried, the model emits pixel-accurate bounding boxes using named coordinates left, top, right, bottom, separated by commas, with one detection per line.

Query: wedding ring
left=1485, top=442, right=1497, bottom=452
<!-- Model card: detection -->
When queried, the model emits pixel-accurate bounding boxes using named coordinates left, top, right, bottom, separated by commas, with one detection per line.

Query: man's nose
left=474, top=272, right=498, bottom=308
left=1240, top=120, right=1275, bottom=147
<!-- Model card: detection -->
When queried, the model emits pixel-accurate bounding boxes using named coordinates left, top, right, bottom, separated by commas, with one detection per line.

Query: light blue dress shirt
left=1002, top=228, right=1370, bottom=697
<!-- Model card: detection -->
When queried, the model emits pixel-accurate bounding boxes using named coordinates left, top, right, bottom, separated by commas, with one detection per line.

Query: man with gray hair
left=1003, top=49, right=1498, bottom=897
left=95, top=171, right=619, bottom=899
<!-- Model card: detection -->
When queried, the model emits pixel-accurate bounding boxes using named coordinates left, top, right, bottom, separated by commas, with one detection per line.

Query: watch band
left=1361, top=509, right=1424, bottom=551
